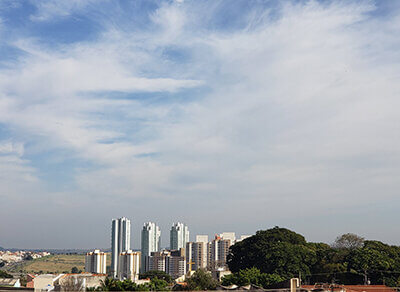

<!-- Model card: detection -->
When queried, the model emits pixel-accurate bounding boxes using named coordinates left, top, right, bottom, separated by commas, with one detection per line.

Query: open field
left=6, top=254, right=111, bottom=274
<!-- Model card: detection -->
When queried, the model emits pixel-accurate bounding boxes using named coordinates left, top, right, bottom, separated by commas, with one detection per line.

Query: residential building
left=148, top=250, right=169, bottom=273
left=111, top=217, right=131, bottom=278
left=170, top=222, right=189, bottom=250
left=118, top=250, right=141, bottom=281
left=209, top=235, right=232, bottom=270
left=168, top=249, right=186, bottom=279
left=186, top=241, right=208, bottom=272
left=85, top=249, right=107, bottom=274
left=141, top=222, right=161, bottom=272
left=220, top=232, right=236, bottom=243
left=148, top=249, right=186, bottom=279
left=195, top=235, right=208, bottom=243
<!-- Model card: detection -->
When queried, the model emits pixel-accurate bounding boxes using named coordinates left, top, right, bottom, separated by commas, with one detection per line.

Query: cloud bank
left=0, top=0, right=399, bottom=248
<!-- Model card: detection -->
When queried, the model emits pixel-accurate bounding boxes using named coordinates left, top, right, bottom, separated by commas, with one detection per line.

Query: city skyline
left=1, top=0, right=400, bottom=249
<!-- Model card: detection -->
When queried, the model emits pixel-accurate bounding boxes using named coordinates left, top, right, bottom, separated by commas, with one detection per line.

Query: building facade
left=186, top=241, right=208, bottom=272
left=118, top=250, right=141, bottom=281
left=111, top=217, right=131, bottom=278
left=85, top=249, right=107, bottom=274
left=170, top=222, right=189, bottom=250
left=209, top=235, right=232, bottom=270
left=148, top=249, right=186, bottom=279
left=141, top=222, right=161, bottom=272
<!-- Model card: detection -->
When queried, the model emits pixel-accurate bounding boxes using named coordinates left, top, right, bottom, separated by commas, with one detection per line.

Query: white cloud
left=2, top=0, right=400, bottom=247
left=29, top=0, right=104, bottom=21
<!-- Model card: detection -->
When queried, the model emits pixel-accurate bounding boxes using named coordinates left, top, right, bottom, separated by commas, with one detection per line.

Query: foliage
left=25, top=255, right=33, bottom=261
left=0, top=270, right=13, bottom=278
left=184, top=269, right=218, bottom=291
left=140, top=270, right=173, bottom=283
left=228, top=227, right=400, bottom=287
left=228, top=227, right=317, bottom=278
left=71, top=266, right=79, bottom=273
left=333, top=233, right=365, bottom=250
left=99, top=277, right=169, bottom=291
left=221, top=267, right=283, bottom=288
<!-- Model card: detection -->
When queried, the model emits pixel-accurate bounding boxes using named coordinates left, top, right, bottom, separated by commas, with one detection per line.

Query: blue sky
left=0, top=0, right=400, bottom=249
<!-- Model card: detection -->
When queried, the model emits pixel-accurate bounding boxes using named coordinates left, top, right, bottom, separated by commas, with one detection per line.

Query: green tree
left=140, top=270, right=173, bottom=283
left=222, top=267, right=283, bottom=288
left=347, top=240, right=400, bottom=286
left=0, top=270, right=13, bottom=278
left=185, top=269, right=218, bottom=290
left=228, top=227, right=317, bottom=279
left=71, top=266, right=79, bottom=273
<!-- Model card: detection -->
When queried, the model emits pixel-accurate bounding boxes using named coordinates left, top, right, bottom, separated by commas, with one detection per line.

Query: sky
left=0, top=0, right=400, bottom=250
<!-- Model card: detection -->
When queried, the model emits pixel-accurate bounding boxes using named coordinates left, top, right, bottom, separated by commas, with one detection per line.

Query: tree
left=140, top=270, right=173, bottom=283
left=99, top=277, right=169, bottom=291
left=222, top=267, right=283, bottom=288
left=0, top=270, right=13, bottom=278
left=333, top=233, right=364, bottom=250
left=186, top=269, right=218, bottom=290
left=71, top=266, right=79, bottom=273
left=228, top=227, right=317, bottom=279
left=347, top=240, right=400, bottom=286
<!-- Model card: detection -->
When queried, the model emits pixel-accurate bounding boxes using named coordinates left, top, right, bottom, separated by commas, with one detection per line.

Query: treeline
left=227, top=227, right=400, bottom=287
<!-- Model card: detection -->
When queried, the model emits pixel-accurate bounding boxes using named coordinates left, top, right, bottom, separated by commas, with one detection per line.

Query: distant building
left=168, top=249, right=186, bottom=279
left=170, top=222, right=189, bottom=250
left=220, top=232, right=236, bottom=243
left=85, top=249, right=107, bottom=274
left=186, top=240, right=208, bottom=272
left=148, top=249, right=186, bottom=279
left=141, top=222, right=161, bottom=272
left=209, top=235, right=232, bottom=270
left=111, top=217, right=131, bottom=278
left=195, top=235, right=209, bottom=243
left=118, top=250, right=141, bottom=281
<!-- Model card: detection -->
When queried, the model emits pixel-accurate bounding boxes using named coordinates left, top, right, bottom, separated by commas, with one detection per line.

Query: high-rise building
left=170, top=222, right=189, bottom=250
left=219, top=232, right=236, bottom=243
left=141, top=222, right=161, bottom=272
left=148, top=249, right=186, bottom=279
left=85, top=250, right=107, bottom=274
left=111, top=217, right=131, bottom=278
left=118, top=250, right=141, bottom=281
left=195, top=235, right=209, bottom=243
left=209, top=235, right=232, bottom=271
left=186, top=241, right=208, bottom=272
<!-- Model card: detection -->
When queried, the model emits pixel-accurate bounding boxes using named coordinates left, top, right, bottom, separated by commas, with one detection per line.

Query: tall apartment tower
left=170, top=222, right=189, bottom=250
left=186, top=235, right=208, bottom=272
left=118, top=250, right=141, bottom=281
left=111, top=217, right=131, bottom=278
left=209, top=235, right=232, bottom=271
left=141, top=222, right=161, bottom=272
left=85, top=249, right=107, bottom=274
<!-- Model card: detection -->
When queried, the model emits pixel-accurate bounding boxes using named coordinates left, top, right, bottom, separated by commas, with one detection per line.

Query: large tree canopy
left=227, top=227, right=400, bottom=287
left=227, top=227, right=317, bottom=278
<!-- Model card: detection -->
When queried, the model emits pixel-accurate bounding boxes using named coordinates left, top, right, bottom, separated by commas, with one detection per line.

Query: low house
left=33, top=274, right=63, bottom=292
left=0, top=278, right=21, bottom=288
left=53, top=273, right=106, bottom=291
left=26, top=274, right=36, bottom=288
